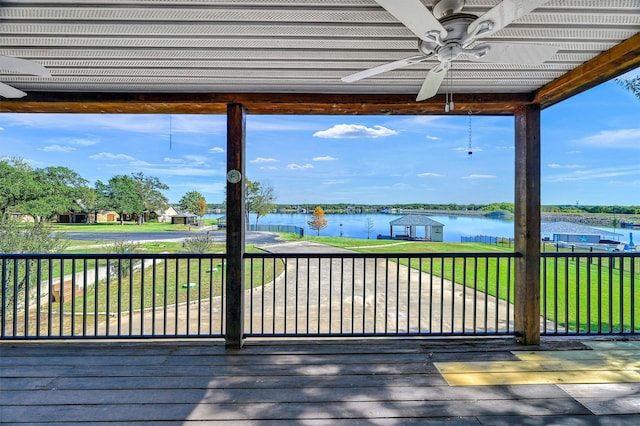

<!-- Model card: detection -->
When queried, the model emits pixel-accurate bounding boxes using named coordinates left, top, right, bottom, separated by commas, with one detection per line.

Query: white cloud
left=259, top=166, right=278, bottom=171
left=547, top=163, right=584, bottom=169
left=312, top=156, right=338, bottom=161
left=248, top=118, right=319, bottom=132
left=287, top=163, right=313, bottom=170
left=313, top=124, right=397, bottom=139
left=209, top=147, right=224, bottom=154
left=183, top=154, right=208, bottom=165
left=133, top=165, right=223, bottom=177
left=546, top=165, right=640, bottom=183
left=69, top=138, right=98, bottom=146
left=417, top=172, right=444, bottom=177
left=164, top=157, right=184, bottom=163
left=425, top=135, right=439, bottom=140
left=323, top=179, right=349, bottom=185
left=463, top=174, right=496, bottom=179
left=129, top=160, right=152, bottom=167
left=250, top=157, right=279, bottom=163
left=41, top=144, right=75, bottom=153
left=0, top=113, right=226, bottom=135
left=89, top=152, right=134, bottom=161
left=577, top=128, right=640, bottom=149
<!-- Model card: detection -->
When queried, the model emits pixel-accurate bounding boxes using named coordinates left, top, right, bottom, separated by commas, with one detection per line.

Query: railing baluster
left=152, top=259, right=157, bottom=336
left=174, top=258, right=179, bottom=336
left=37, top=259, right=42, bottom=337
left=1, top=251, right=635, bottom=340
left=352, top=257, right=356, bottom=334
left=494, top=257, right=500, bottom=333
left=273, top=257, right=277, bottom=334
left=82, top=258, right=87, bottom=337
left=373, top=255, right=378, bottom=334
left=163, top=259, right=168, bottom=336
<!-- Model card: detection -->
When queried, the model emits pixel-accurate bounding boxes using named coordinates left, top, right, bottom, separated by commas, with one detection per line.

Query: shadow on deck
left=1, top=337, right=639, bottom=424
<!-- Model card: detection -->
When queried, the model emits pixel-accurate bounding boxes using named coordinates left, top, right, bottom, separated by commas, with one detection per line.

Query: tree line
left=0, top=157, right=281, bottom=225
left=0, top=157, right=211, bottom=223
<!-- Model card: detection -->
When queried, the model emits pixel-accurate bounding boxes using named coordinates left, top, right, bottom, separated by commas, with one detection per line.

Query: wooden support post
left=514, top=103, right=541, bottom=345
left=225, top=103, right=246, bottom=349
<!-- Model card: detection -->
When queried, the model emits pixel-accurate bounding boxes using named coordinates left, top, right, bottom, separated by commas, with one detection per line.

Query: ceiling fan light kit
left=342, top=0, right=559, bottom=108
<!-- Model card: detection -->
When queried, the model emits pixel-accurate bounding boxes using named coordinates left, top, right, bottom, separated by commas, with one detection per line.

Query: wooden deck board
left=1, top=338, right=639, bottom=424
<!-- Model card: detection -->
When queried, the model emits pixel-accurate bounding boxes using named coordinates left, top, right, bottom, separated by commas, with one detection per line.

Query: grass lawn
left=56, top=244, right=284, bottom=316
left=52, top=221, right=194, bottom=233
left=299, top=235, right=639, bottom=334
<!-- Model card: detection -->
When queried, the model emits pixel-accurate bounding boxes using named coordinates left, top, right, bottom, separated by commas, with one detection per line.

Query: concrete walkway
left=102, top=240, right=516, bottom=337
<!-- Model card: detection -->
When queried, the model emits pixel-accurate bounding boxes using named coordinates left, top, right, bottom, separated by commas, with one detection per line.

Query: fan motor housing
left=432, top=0, right=465, bottom=19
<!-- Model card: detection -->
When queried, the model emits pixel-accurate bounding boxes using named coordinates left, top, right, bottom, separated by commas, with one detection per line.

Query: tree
left=131, top=172, right=169, bottom=223
left=95, top=173, right=168, bottom=224
left=0, top=159, right=91, bottom=222
left=95, top=175, right=142, bottom=224
left=183, top=232, right=216, bottom=253
left=18, top=166, right=90, bottom=222
left=195, top=198, right=208, bottom=217
left=364, top=216, right=375, bottom=239
left=246, top=179, right=275, bottom=228
left=0, top=217, right=69, bottom=319
left=616, top=76, right=640, bottom=100
left=0, top=158, right=37, bottom=219
left=179, top=190, right=207, bottom=216
left=108, top=240, right=140, bottom=278
left=308, top=206, right=328, bottom=236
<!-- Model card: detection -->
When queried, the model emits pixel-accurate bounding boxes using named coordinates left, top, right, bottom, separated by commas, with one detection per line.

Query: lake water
left=205, top=212, right=638, bottom=245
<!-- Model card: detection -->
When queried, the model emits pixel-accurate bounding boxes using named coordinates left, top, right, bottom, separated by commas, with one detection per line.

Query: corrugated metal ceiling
left=0, top=0, right=638, bottom=100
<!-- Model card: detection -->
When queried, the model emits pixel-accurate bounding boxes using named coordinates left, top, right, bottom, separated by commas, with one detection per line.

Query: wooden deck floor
left=1, top=338, right=639, bottom=425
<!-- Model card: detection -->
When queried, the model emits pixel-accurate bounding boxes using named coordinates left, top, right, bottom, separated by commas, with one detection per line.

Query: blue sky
left=1, top=69, right=638, bottom=206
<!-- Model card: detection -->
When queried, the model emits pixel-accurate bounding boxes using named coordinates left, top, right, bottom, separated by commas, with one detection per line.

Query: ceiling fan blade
left=342, top=55, right=432, bottom=83
left=375, top=0, right=447, bottom=41
left=468, top=43, right=559, bottom=65
left=0, top=55, right=51, bottom=77
left=467, top=0, right=551, bottom=40
left=0, top=82, right=27, bottom=98
left=416, top=63, right=448, bottom=102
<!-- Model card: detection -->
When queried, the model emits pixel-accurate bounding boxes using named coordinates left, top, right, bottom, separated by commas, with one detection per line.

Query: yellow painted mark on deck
left=434, top=341, right=640, bottom=386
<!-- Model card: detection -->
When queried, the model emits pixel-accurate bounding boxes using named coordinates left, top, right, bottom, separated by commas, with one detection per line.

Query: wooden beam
left=514, top=103, right=541, bottom=346
left=534, top=33, right=640, bottom=108
left=225, top=103, right=246, bottom=349
left=0, top=92, right=532, bottom=116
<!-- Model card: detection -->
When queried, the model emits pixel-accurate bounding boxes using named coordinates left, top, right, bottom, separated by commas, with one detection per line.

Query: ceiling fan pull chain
left=445, top=91, right=449, bottom=112
left=468, top=110, right=473, bottom=156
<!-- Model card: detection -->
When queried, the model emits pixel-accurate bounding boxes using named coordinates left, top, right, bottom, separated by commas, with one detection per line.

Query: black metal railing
left=541, top=252, right=638, bottom=335
left=1, top=251, right=638, bottom=340
left=1, top=253, right=226, bottom=339
left=245, top=252, right=518, bottom=337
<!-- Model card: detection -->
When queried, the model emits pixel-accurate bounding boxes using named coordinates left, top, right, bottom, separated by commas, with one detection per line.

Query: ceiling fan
left=0, top=55, right=51, bottom=98
left=342, top=0, right=559, bottom=106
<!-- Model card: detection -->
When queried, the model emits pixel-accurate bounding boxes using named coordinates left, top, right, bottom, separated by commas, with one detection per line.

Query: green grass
left=311, top=236, right=639, bottom=334
left=57, top=244, right=284, bottom=314
left=52, top=222, right=195, bottom=233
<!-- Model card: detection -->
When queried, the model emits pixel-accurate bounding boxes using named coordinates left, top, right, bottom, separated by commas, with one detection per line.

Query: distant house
left=381, top=215, right=444, bottom=242
left=96, top=211, right=120, bottom=223
left=149, top=206, right=178, bottom=223
left=171, top=212, right=198, bottom=225
left=57, top=210, right=120, bottom=223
